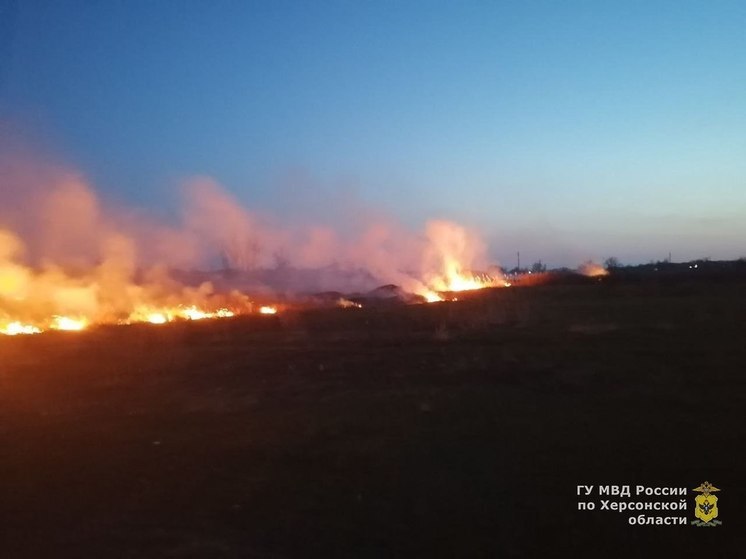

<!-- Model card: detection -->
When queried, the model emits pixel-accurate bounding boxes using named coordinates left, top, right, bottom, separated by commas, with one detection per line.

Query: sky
left=1, top=0, right=745, bottom=267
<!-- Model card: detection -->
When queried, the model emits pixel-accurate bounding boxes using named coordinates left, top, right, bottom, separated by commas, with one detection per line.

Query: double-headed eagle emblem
left=692, top=481, right=721, bottom=526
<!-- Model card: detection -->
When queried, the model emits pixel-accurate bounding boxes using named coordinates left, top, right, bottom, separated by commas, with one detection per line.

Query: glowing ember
left=51, top=316, right=88, bottom=331
left=337, top=298, right=362, bottom=309
left=259, top=306, right=277, bottom=315
left=1, top=321, right=42, bottom=336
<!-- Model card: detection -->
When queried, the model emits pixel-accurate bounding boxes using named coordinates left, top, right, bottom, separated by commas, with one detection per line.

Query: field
left=1, top=279, right=744, bottom=557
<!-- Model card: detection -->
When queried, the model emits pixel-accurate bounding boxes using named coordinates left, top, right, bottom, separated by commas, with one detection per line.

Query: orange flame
left=411, top=221, right=510, bottom=302
left=0, top=169, right=511, bottom=329
left=0, top=321, right=42, bottom=336
left=51, top=316, right=88, bottom=331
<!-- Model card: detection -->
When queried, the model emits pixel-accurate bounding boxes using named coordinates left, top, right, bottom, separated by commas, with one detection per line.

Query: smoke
left=578, top=261, right=609, bottom=277
left=182, top=177, right=268, bottom=270
left=422, top=220, right=488, bottom=290
left=0, top=152, right=237, bottom=325
left=178, top=175, right=495, bottom=296
left=0, top=144, right=503, bottom=331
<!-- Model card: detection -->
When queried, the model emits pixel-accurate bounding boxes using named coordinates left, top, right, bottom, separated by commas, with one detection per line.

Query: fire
left=0, top=302, right=242, bottom=336
left=181, top=306, right=208, bottom=320
left=51, top=316, right=88, bottom=331
left=128, top=305, right=237, bottom=325
left=422, top=290, right=444, bottom=303
left=146, top=313, right=168, bottom=324
left=0, top=166, right=512, bottom=330
left=0, top=174, right=259, bottom=338
left=579, top=262, right=609, bottom=277
left=432, top=266, right=504, bottom=293
left=0, top=321, right=42, bottom=336
left=416, top=265, right=509, bottom=303
left=173, top=305, right=234, bottom=321
left=412, top=221, right=511, bottom=303
left=1, top=315, right=89, bottom=335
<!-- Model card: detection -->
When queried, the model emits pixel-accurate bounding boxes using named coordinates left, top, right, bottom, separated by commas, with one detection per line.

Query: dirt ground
left=1, top=280, right=744, bottom=557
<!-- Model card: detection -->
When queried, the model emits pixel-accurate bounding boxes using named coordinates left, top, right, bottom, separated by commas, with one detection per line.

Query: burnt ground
left=1, top=280, right=745, bottom=557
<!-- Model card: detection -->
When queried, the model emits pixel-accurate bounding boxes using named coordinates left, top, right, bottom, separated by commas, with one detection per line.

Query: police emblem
left=692, top=481, right=722, bottom=526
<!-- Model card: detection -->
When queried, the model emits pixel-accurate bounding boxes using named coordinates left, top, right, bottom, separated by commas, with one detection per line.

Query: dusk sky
left=1, top=0, right=745, bottom=267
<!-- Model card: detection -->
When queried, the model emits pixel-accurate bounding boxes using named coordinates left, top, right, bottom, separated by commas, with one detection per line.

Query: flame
left=422, top=290, right=444, bottom=303
left=0, top=321, right=42, bottom=335
left=414, top=270, right=507, bottom=304
left=181, top=306, right=208, bottom=320
left=0, top=315, right=88, bottom=334
left=433, top=267, right=503, bottom=293
left=416, top=266, right=508, bottom=303
left=337, top=298, right=362, bottom=308
left=0, top=177, right=255, bottom=337
left=127, top=305, right=236, bottom=325
left=0, top=302, right=241, bottom=335
left=175, top=305, right=234, bottom=320
left=411, top=221, right=511, bottom=302
left=0, top=168, right=510, bottom=329
left=51, top=316, right=88, bottom=331
left=146, top=312, right=168, bottom=324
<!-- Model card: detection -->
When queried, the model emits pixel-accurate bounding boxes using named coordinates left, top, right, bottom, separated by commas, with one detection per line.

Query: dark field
left=1, top=280, right=744, bottom=557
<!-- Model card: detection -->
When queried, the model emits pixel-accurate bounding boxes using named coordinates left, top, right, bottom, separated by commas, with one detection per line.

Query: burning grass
left=0, top=155, right=527, bottom=337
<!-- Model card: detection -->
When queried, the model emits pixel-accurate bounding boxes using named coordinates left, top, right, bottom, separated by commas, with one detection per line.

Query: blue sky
left=1, top=0, right=745, bottom=266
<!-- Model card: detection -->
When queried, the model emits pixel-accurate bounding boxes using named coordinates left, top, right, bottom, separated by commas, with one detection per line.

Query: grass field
left=1, top=280, right=744, bottom=557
